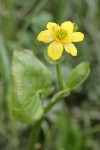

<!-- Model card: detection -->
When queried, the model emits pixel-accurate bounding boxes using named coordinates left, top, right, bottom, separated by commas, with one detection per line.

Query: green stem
left=28, top=118, right=43, bottom=150
left=44, top=89, right=70, bottom=113
left=28, top=89, right=70, bottom=150
left=56, top=63, right=64, bottom=90
left=28, top=63, right=65, bottom=150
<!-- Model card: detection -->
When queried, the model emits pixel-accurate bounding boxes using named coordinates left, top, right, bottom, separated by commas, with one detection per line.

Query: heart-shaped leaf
left=12, top=50, right=52, bottom=123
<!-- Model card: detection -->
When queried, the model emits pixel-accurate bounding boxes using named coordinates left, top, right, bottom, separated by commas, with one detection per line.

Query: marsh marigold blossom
left=37, top=21, right=84, bottom=60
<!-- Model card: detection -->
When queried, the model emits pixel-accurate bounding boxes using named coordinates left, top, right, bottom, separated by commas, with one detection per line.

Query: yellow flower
left=37, top=21, right=84, bottom=60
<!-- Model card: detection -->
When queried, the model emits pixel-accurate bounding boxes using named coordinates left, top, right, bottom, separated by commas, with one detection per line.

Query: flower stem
left=28, top=64, right=64, bottom=150
left=56, top=63, right=64, bottom=90
left=28, top=118, right=43, bottom=150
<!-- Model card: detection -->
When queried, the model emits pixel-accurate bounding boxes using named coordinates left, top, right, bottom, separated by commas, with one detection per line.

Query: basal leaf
left=12, top=49, right=52, bottom=123
left=13, top=94, right=43, bottom=123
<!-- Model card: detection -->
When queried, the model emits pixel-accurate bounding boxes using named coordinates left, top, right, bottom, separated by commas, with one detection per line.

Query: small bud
left=73, top=23, right=78, bottom=32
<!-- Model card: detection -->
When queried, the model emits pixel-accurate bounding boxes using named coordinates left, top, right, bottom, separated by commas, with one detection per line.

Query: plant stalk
left=28, top=118, right=43, bottom=150
left=56, top=63, right=64, bottom=90
left=28, top=63, right=66, bottom=149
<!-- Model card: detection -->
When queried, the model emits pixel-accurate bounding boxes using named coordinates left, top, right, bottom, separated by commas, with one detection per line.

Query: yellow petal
left=37, top=30, right=53, bottom=43
left=46, top=22, right=57, bottom=30
left=48, top=41, right=63, bottom=60
left=71, top=32, right=84, bottom=42
left=64, top=43, right=77, bottom=56
left=61, top=21, right=73, bottom=34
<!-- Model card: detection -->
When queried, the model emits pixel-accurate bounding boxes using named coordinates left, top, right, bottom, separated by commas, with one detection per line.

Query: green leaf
left=66, top=62, right=90, bottom=90
left=12, top=49, right=52, bottom=123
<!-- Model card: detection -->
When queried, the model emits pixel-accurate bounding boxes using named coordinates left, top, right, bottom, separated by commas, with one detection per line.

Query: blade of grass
left=0, top=36, right=19, bottom=149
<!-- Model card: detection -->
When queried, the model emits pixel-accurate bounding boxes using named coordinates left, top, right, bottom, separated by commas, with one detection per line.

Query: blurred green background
left=0, top=0, right=100, bottom=150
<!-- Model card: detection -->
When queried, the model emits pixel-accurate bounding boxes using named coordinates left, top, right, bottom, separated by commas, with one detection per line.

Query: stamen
left=56, top=29, right=67, bottom=40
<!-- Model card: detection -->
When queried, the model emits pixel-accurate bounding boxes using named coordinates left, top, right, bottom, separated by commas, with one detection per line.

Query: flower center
left=56, top=29, right=67, bottom=40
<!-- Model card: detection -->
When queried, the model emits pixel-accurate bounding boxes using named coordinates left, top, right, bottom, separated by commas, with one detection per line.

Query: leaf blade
left=12, top=49, right=52, bottom=123
left=66, top=62, right=90, bottom=90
